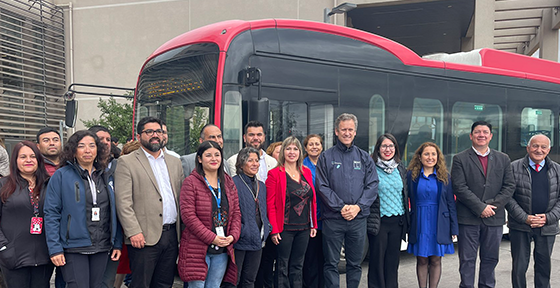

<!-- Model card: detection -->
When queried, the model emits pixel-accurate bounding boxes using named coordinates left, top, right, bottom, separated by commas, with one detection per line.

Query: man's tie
left=535, top=163, right=540, bottom=172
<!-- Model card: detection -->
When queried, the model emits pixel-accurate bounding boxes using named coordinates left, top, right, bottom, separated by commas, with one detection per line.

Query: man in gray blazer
left=181, top=124, right=231, bottom=176
left=115, top=116, right=184, bottom=288
left=451, top=120, right=515, bottom=288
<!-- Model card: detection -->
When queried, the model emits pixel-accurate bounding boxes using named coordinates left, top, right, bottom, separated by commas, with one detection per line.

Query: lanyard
left=204, top=177, right=221, bottom=222
left=239, top=175, right=259, bottom=202
left=28, top=187, right=39, bottom=217
left=87, top=174, right=97, bottom=205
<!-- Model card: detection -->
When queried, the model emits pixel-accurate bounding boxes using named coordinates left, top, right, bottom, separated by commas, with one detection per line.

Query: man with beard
left=226, top=121, right=277, bottom=180
left=115, top=116, right=184, bottom=288
left=36, top=127, right=65, bottom=288
left=36, top=127, right=62, bottom=176
left=181, top=124, right=231, bottom=176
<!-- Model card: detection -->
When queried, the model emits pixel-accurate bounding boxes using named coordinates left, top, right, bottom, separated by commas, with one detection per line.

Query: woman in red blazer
left=178, top=141, right=241, bottom=287
left=266, top=136, right=317, bottom=288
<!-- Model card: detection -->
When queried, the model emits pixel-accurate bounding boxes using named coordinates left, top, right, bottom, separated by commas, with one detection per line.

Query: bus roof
left=145, top=19, right=560, bottom=85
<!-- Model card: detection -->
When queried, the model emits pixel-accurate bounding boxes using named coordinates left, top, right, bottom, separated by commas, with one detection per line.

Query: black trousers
left=367, top=215, right=404, bottom=288
left=128, top=226, right=179, bottom=288
left=0, top=263, right=53, bottom=288
left=62, top=252, right=109, bottom=288
left=275, top=230, right=310, bottom=288
left=235, top=249, right=263, bottom=288
left=255, top=235, right=277, bottom=288
left=510, top=228, right=555, bottom=288
left=303, top=230, right=324, bottom=288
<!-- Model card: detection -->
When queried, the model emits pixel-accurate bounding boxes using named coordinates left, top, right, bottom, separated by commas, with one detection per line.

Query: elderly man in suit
left=115, top=116, right=184, bottom=288
left=181, top=124, right=230, bottom=176
left=227, top=121, right=277, bottom=181
left=451, top=120, right=515, bottom=288
left=506, top=134, right=560, bottom=288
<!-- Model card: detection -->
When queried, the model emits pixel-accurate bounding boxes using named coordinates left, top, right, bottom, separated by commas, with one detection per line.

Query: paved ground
left=106, top=235, right=560, bottom=287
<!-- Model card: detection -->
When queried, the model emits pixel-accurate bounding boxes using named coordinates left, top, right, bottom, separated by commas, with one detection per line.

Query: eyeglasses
left=380, top=144, right=395, bottom=150
left=141, top=129, right=164, bottom=136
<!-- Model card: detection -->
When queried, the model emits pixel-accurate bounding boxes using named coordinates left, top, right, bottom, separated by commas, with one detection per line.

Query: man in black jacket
left=506, top=134, right=560, bottom=288
left=316, top=113, right=378, bottom=288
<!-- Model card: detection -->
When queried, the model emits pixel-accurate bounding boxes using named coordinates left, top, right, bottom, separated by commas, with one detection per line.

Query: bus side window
left=520, top=108, right=554, bottom=147
left=451, top=102, right=503, bottom=155
left=369, top=95, right=385, bottom=154
left=404, top=98, right=443, bottom=165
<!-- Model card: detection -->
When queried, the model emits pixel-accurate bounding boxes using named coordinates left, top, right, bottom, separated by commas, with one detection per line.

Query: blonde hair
left=278, top=136, right=304, bottom=170
left=407, top=142, right=449, bottom=184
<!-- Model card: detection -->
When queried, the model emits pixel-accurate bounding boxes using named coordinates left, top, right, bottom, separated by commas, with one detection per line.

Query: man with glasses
left=506, top=134, right=560, bottom=288
left=180, top=124, right=230, bottom=176
left=115, top=116, right=184, bottom=288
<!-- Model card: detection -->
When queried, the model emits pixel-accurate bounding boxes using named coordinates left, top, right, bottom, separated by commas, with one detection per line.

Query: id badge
left=215, top=226, right=225, bottom=237
left=92, top=207, right=100, bottom=222
left=30, top=217, right=43, bottom=234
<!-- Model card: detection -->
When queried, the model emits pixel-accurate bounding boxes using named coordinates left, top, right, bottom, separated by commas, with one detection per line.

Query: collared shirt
left=258, top=149, right=268, bottom=181
left=528, top=158, right=545, bottom=172
left=471, top=146, right=490, bottom=157
left=141, top=148, right=177, bottom=225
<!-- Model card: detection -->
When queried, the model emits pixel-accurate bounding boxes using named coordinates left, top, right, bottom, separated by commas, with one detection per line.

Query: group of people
left=0, top=113, right=557, bottom=288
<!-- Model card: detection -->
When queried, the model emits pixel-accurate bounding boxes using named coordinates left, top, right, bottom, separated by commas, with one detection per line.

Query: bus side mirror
left=65, top=99, right=78, bottom=128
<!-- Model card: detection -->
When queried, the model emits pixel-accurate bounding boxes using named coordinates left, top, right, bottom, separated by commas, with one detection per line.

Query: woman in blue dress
left=407, top=142, right=458, bottom=288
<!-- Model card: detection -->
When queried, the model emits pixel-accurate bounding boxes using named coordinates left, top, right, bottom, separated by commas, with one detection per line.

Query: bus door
left=338, top=67, right=388, bottom=154
left=239, top=55, right=339, bottom=150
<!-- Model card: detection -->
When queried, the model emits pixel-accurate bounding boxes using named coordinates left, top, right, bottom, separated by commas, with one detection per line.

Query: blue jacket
left=44, top=163, right=123, bottom=256
left=232, top=174, right=271, bottom=251
left=407, top=171, right=458, bottom=245
left=316, top=140, right=378, bottom=220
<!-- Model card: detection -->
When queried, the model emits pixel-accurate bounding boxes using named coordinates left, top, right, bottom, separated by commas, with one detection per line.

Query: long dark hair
left=195, top=141, right=225, bottom=189
left=60, top=130, right=107, bottom=170
left=0, top=141, right=49, bottom=202
left=372, top=133, right=401, bottom=163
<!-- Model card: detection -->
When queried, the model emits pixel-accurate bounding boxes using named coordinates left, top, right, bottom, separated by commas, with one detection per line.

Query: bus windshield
left=136, top=43, right=219, bottom=155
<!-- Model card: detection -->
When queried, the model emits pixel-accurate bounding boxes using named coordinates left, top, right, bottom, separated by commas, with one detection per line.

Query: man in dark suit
left=451, top=120, right=515, bottom=288
left=115, top=116, right=184, bottom=288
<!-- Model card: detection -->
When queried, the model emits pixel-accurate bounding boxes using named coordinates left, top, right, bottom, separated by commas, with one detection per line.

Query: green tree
left=81, top=96, right=133, bottom=144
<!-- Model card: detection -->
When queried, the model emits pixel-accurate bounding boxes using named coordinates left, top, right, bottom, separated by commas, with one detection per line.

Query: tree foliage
left=81, top=96, right=133, bottom=143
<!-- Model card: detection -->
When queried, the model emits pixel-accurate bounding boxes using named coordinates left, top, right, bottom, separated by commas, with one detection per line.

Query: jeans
left=188, top=253, right=228, bottom=288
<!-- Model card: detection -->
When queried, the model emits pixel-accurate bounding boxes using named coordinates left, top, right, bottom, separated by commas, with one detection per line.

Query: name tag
left=215, top=226, right=225, bottom=237
left=30, top=217, right=43, bottom=234
left=92, top=207, right=100, bottom=222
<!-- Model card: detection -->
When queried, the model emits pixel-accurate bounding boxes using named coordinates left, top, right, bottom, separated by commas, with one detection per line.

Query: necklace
left=285, top=167, right=299, bottom=178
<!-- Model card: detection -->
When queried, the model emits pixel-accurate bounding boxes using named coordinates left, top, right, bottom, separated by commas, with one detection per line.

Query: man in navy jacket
left=316, top=113, right=378, bottom=288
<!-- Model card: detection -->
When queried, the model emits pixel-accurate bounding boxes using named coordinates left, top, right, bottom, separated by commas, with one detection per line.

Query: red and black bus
left=133, top=19, right=560, bottom=164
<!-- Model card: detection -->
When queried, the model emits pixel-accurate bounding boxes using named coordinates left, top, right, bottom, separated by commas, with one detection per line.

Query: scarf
left=376, top=158, right=399, bottom=174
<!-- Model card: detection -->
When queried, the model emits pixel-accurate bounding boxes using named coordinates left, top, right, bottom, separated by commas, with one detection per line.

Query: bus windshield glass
left=136, top=43, right=219, bottom=155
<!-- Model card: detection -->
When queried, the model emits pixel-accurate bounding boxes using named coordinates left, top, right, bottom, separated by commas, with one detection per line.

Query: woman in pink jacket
left=178, top=141, right=241, bottom=287
left=266, top=136, right=317, bottom=288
